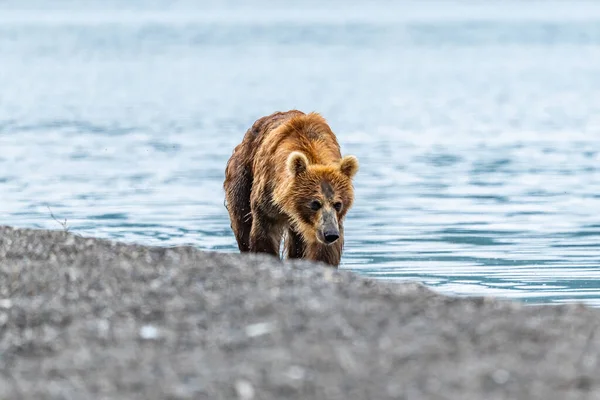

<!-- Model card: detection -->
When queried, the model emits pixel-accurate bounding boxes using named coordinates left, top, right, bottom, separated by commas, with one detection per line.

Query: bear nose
left=324, top=231, right=340, bottom=244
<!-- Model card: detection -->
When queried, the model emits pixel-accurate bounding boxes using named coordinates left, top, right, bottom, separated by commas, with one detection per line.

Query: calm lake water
left=2, top=1, right=600, bottom=306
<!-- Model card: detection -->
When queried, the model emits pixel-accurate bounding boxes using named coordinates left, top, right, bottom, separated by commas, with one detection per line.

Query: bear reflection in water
left=224, top=110, right=359, bottom=267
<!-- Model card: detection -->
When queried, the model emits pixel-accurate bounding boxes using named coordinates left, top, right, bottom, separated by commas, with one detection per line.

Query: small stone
left=150, top=279, right=162, bottom=289
left=139, top=325, right=159, bottom=340
left=97, top=320, right=110, bottom=338
left=0, top=312, right=8, bottom=326
left=235, top=379, right=255, bottom=400
left=285, top=365, right=306, bottom=380
left=0, top=299, right=12, bottom=309
left=492, top=369, right=510, bottom=385
left=245, top=322, right=273, bottom=338
left=66, top=268, right=78, bottom=283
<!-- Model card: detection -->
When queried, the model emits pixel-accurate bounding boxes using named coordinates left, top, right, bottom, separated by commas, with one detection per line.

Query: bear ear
left=287, top=151, right=309, bottom=176
left=339, top=155, right=359, bottom=179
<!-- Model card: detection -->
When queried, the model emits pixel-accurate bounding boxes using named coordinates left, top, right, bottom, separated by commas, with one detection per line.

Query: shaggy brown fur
left=224, top=110, right=359, bottom=267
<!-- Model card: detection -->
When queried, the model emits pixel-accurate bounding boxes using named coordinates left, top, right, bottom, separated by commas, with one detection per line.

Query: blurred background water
left=2, top=0, right=600, bottom=305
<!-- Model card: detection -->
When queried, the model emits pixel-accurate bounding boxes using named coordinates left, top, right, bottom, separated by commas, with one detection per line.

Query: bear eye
left=309, top=200, right=322, bottom=211
left=333, top=202, right=343, bottom=212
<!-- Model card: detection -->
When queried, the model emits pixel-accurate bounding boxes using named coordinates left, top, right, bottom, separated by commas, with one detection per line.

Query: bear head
left=280, top=151, right=359, bottom=246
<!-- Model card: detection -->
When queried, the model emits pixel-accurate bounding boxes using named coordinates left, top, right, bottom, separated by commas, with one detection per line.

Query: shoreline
left=1, top=225, right=599, bottom=399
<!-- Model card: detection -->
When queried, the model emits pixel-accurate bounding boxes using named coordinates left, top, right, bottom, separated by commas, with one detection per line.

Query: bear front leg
left=249, top=216, right=282, bottom=257
left=223, top=156, right=253, bottom=252
left=285, top=228, right=305, bottom=259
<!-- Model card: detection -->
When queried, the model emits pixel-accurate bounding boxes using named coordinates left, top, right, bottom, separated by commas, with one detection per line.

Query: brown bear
left=223, top=110, right=359, bottom=267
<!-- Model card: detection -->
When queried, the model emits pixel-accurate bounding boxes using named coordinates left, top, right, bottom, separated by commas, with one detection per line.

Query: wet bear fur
left=224, top=110, right=359, bottom=267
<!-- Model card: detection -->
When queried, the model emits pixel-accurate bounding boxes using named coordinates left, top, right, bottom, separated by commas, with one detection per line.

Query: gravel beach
left=1, top=225, right=599, bottom=399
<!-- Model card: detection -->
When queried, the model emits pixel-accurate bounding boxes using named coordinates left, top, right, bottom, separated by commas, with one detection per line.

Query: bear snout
left=319, top=209, right=340, bottom=245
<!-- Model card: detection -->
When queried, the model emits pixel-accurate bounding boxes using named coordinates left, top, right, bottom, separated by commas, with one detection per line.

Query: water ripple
left=2, top=1, right=600, bottom=306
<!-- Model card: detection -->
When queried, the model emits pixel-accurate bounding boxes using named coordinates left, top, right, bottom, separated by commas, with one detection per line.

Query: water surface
left=2, top=1, right=600, bottom=305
